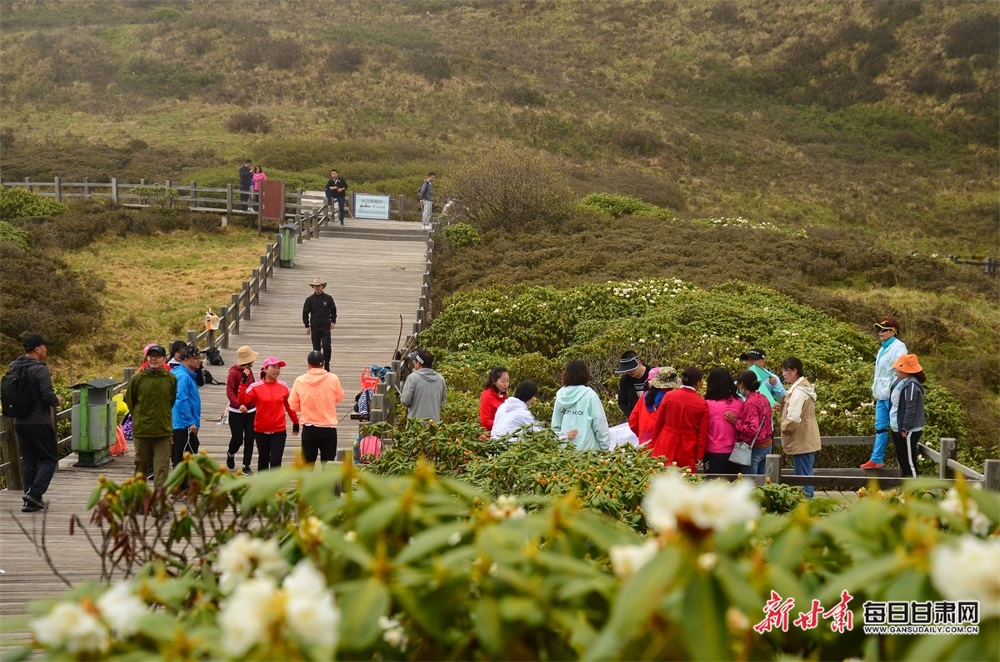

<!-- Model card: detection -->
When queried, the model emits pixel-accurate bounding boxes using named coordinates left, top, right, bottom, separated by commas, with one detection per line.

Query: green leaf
left=323, top=532, right=374, bottom=568
left=239, top=468, right=298, bottom=508
left=298, top=467, right=345, bottom=504
left=815, top=554, right=905, bottom=605
left=682, top=573, right=728, bottom=662
left=393, top=585, right=449, bottom=641
left=338, top=578, right=390, bottom=650
left=86, top=485, right=102, bottom=510
left=584, top=547, right=683, bottom=661
left=395, top=521, right=467, bottom=564
left=500, top=596, right=544, bottom=626
left=356, top=499, right=402, bottom=539
left=713, top=557, right=762, bottom=616
left=967, top=487, right=1000, bottom=527
left=136, top=611, right=177, bottom=642
left=565, top=511, right=639, bottom=550
left=474, top=596, right=503, bottom=655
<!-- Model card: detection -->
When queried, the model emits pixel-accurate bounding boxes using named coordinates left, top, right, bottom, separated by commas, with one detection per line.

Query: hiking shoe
left=860, top=460, right=885, bottom=470
left=22, top=494, right=45, bottom=512
left=226, top=453, right=236, bottom=471
left=241, top=466, right=254, bottom=476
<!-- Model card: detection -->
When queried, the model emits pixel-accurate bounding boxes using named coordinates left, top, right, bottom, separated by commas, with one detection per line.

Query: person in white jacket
left=862, top=317, right=907, bottom=470
left=491, top=381, right=542, bottom=440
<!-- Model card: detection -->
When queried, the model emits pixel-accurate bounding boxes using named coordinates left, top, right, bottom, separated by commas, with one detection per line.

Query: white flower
left=216, top=533, right=288, bottom=594
left=379, top=616, right=408, bottom=650
left=345, top=530, right=358, bottom=542
left=448, top=531, right=462, bottom=546
left=32, top=602, right=110, bottom=655
left=930, top=536, right=1000, bottom=617
left=489, top=495, right=526, bottom=519
left=643, top=472, right=760, bottom=534
left=971, top=512, right=991, bottom=537
left=940, top=488, right=994, bottom=537
left=284, top=562, right=340, bottom=652
left=96, top=582, right=145, bottom=638
left=218, top=578, right=280, bottom=658
left=609, top=540, right=659, bottom=579
left=697, top=552, right=718, bottom=571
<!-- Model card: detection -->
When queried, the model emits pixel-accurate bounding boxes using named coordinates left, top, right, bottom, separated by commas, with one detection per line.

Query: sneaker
left=22, top=493, right=45, bottom=512
left=226, top=453, right=236, bottom=471
left=340, top=220, right=345, bottom=226
left=860, top=460, right=885, bottom=470
left=241, top=466, right=254, bottom=476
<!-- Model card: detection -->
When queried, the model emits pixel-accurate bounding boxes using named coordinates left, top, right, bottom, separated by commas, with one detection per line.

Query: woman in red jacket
left=238, top=356, right=299, bottom=472
left=628, top=367, right=680, bottom=447
left=479, top=366, right=509, bottom=431
left=650, top=366, right=708, bottom=472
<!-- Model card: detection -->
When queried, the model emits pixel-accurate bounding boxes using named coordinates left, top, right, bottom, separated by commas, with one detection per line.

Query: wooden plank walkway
left=0, top=220, right=428, bottom=645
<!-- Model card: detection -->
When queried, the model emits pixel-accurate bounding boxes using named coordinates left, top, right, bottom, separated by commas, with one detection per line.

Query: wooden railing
left=947, top=255, right=998, bottom=277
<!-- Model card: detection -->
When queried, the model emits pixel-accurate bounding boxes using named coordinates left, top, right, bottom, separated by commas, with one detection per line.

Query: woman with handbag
left=704, top=368, right=744, bottom=474
left=727, top=370, right=774, bottom=474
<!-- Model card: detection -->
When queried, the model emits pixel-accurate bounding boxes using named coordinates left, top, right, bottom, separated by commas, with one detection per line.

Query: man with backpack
left=3, top=334, right=62, bottom=513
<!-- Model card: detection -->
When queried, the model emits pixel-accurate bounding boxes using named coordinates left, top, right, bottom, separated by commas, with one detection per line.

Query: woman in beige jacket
left=779, top=357, right=821, bottom=498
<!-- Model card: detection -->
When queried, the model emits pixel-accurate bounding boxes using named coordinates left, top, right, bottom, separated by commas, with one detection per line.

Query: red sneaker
left=860, top=460, right=885, bottom=470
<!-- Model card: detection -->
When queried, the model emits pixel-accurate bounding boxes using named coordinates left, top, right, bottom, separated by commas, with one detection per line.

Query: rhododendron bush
left=9, top=452, right=998, bottom=660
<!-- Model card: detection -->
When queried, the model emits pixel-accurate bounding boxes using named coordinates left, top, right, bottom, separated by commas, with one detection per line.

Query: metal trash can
left=279, top=223, right=298, bottom=268
left=71, top=378, right=118, bottom=467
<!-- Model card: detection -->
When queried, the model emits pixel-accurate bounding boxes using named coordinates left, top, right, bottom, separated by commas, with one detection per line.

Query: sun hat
left=893, top=354, right=923, bottom=374
left=309, top=277, right=327, bottom=287
left=236, top=346, right=259, bottom=365
left=614, top=355, right=641, bottom=374
left=145, top=345, right=167, bottom=357
left=649, top=366, right=682, bottom=390
left=22, top=334, right=54, bottom=351
left=739, top=348, right=766, bottom=361
left=261, top=357, right=286, bottom=369
left=874, top=317, right=901, bottom=334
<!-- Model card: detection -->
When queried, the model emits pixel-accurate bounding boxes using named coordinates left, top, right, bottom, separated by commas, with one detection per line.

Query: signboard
left=354, top=193, right=391, bottom=220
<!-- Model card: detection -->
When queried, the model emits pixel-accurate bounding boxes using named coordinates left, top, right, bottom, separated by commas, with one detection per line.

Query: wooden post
left=165, top=180, right=173, bottom=208
left=231, top=294, right=241, bottom=335
left=397, top=195, right=403, bottom=221
left=83, top=176, right=90, bottom=198
left=765, top=454, right=781, bottom=485
left=24, top=177, right=32, bottom=193
left=939, top=437, right=956, bottom=479
left=413, top=321, right=421, bottom=336
left=260, top=255, right=268, bottom=292
left=252, top=268, right=261, bottom=305
left=190, top=181, right=196, bottom=207
left=220, top=305, right=231, bottom=349
left=54, top=176, right=61, bottom=202
left=985, top=460, right=1000, bottom=492
left=226, top=183, right=234, bottom=214
left=111, top=178, right=119, bottom=204
left=207, top=328, right=216, bottom=349
left=1, top=417, right=24, bottom=491
left=186, top=330, right=197, bottom=345
left=242, top=282, right=251, bottom=320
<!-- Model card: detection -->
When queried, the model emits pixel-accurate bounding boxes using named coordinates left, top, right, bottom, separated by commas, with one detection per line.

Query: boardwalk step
left=319, top=225, right=427, bottom=242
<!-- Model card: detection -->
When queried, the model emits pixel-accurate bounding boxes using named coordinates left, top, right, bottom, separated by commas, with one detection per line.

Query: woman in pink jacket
left=251, top=165, right=267, bottom=210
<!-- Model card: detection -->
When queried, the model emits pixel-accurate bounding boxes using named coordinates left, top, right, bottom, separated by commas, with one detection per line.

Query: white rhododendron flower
left=489, top=495, right=526, bottom=519
left=216, top=533, right=288, bottom=594
left=940, top=488, right=994, bottom=537
left=32, top=602, right=110, bottom=655
left=643, top=472, right=760, bottom=534
left=96, top=582, right=145, bottom=638
left=219, top=578, right=280, bottom=658
left=379, top=616, right=408, bottom=651
left=284, top=561, right=340, bottom=652
left=609, top=540, right=659, bottom=579
left=930, top=535, right=1000, bottom=618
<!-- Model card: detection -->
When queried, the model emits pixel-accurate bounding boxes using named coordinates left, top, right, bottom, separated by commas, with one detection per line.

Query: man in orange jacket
left=288, top=350, right=345, bottom=466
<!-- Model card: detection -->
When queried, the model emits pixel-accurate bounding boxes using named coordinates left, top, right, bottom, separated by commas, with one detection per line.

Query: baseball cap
left=145, top=345, right=167, bottom=357
left=181, top=345, right=201, bottom=360
left=23, top=334, right=54, bottom=351
left=873, top=317, right=901, bottom=333
left=261, top=357, right=286, bottom=369
left=739, top=348, right=766, bottom=361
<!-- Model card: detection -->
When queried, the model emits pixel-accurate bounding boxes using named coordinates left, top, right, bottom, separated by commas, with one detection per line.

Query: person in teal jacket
left=551, top=360, right=610, bottom=452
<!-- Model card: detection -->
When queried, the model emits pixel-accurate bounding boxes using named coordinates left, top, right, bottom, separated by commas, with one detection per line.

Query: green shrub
left=149, top=6, right=183, bottom=21
left=224, top=112, right=271, bottom=134
left=0, top=187, right=68, bottom=221
left=577, top=193, right=676, bottom=220
left=443, top=222, right=480, bottom=247
left=0, top=221, right=31, bottom=252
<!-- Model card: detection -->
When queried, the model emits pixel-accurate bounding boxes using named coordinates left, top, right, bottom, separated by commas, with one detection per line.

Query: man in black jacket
left=303, top=278, right=337, bottom=371
left=8, top=334, right=63, bottom=512
left=325, top=169, right=348, bottom=225
left=615, top=351, right=650, bottom=417
left=238, top=160, right=253, bottom=211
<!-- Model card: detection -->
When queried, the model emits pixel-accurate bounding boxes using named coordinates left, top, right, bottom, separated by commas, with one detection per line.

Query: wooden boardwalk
left=0, top=219, right=428, bottom=645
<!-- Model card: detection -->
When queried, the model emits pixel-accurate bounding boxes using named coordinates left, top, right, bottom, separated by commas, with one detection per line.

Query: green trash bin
left=279, top=223, right=298, bottom=268
left=71, top=378, right=118, bottom=468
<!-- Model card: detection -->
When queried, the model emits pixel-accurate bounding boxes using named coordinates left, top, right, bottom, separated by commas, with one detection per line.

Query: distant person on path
left=302, top=277, right=337, bottom=371
left=170, top=345, right=202, bottom=469
left=779, top=357, right=821, bottom=498
left=7, top=334, right=62, bottom=513
left=552, top=360, right=610, bottom=451
left=251, top=165, right=267, bottom=212
left=400, top=349, right=447, bottom=422
left=325, top=169, right=348, bottom=225
left=650, top=366, right=708, bottom=472
left=628, top=366, right=680, bottom=447
left=890, top=354, right=926, bottom=478
left=226, top=345, right=258, bottom=475
left=418, top=172, right=435, bottom=230
left=239, top=357, right=299, bottom=471
left=616, top=351, right=651, bottom=417
left=738, top=348, right=785, bottom=407
left=479, top=366, right=509, bottom=431
left=288, top=350, right=345, bottom=467
left=125, top=344, right=177, bottom=491
left=862, top=317, right=907, bottom=470
left=491, top=380, right=542, bottom=440
left=728, top=370, right=774, bottom=475
left=703, top=367, right=743, bottom=475
left=238, top=159, right=253, bottom=211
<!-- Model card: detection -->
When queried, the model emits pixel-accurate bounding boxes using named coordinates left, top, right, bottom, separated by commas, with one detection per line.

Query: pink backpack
left=357, top=435, right=382, bottom=463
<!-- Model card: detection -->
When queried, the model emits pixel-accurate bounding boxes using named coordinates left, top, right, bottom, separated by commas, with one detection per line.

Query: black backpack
left=205, top=347, right=224, bottom=366
left=1, top=366, right=36, bottom=418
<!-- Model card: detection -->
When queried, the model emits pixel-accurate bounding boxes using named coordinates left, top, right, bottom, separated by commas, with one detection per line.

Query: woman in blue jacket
left=551, top=360, right=610, bottom=451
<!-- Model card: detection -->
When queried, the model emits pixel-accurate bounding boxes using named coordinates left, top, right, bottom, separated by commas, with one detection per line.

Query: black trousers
left=239, top=185, right=251, bottom=210
left=892, top=429, right=922, bottom=478
left=256, top=431, right=287, bottom=471
left=171, top=428, right=200, bottom=468
left=14, top=423, right=59, bottom=500
left=704, top=452, right=742, bottom=475
left=310, top=326, right=332, bottom=370
left=301, top=426, right=338, bottom=464
left=227, top=410, right=255, bottom=467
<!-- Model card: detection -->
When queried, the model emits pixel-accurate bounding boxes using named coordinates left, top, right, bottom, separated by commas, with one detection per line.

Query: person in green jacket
left=551, top=360, right=610, bottom=452
left=738, top=348, right=785, bottom=407
left=124, top=345, right=177, bottom=491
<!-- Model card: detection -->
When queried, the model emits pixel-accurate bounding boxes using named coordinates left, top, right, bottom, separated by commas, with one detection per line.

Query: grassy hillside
left=1, top=0, right=997, bottom=255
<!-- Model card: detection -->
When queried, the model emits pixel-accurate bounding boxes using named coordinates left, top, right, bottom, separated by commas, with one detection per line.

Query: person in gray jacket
left=889, top=354, right=926, bottom=478
left=8, top=334, right=63, bottom=512
left=400, top=349, right=446, bottom=422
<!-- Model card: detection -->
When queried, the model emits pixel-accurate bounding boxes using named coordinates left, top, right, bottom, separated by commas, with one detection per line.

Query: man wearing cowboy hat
left=862, top=317, right=908, bottom=470
left=302, top=277, right=337, bottom=371
left=615, top=351, right=651, bottom=416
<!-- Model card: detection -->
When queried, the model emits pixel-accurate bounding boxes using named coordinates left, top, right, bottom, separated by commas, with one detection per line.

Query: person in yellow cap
left=890, top=354, right=926, bottom=478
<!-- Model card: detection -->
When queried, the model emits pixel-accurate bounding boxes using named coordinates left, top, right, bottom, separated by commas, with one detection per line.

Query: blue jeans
left=750, top=444, right=772, bottom=474
left=792, top=452, right=816, bottom=498
left=870, top=399, right=890, bottom=463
